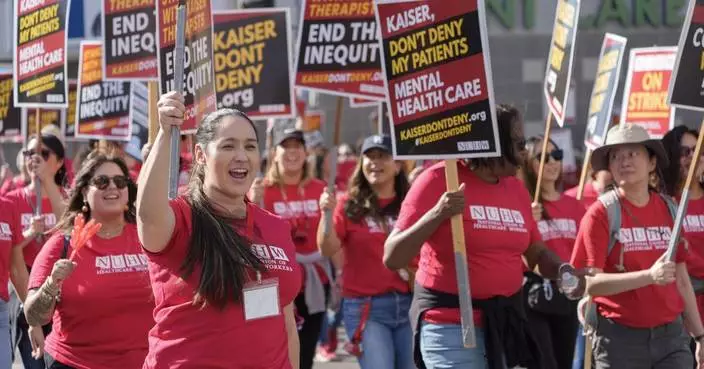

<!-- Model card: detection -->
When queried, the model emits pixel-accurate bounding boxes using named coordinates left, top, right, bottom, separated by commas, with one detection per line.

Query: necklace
left=97, top=223, right=125, bottom=239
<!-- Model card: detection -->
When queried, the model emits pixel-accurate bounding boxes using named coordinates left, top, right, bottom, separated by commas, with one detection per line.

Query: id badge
left=243, top=272, right=281, bottom=321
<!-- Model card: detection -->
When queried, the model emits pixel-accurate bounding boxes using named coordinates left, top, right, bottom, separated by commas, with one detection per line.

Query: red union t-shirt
left=677, top=196, right=704, bottom=323
left=395, top=162, right=541, bottom=324
left=564, top=182, right=599, bottom=209
left=0, top=199, right=20, bottom=301
left=334, top=195, right=410, bottom=297
left=5, top=188, right=58, bottom=267
left=574, top=193, right=687, bottom=328
left=28, top=223, right=154, bottom=369
left=143, top=198, right=302, bottom=369
left=538, top=195, right=585, bottom=262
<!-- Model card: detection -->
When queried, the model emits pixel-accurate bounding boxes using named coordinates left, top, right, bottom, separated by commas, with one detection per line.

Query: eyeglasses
left=22, top=149, right=51, bottom=160
left=535, top=149, right=564, bottom=162
left=90, top=175, right=129, bottom=190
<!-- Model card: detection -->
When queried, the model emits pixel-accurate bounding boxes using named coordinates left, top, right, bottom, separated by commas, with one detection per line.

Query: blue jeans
left=342, top=292, right=413, bottom=369
left=572, top=325, right=585, bottom=369
left=319, top=303, right=343, bottom=345
left=0, top=298, right=11, bottom=369
left=420, top=322, right=508, bottom=369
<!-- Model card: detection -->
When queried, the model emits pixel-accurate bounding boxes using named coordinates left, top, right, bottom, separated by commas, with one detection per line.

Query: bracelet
left=695, top=333, right=704, bottom=342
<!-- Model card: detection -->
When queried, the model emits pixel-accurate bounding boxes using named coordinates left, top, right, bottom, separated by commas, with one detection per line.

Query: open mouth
left=229, top=168, right=248, bottom=179
left=103, top=194, right=120, bottom=200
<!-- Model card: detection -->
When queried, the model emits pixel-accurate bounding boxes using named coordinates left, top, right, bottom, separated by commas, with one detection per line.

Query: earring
left=124, top=204, right=129, bottom=212
left=81, top=201, right=89, bottom=213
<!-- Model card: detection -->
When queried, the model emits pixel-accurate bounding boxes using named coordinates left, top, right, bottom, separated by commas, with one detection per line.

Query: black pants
left=294, top=284, right=330, bottom=369
left=43, top=351, right=74, bottom=369
left=526, top=306, right=579, bottom=369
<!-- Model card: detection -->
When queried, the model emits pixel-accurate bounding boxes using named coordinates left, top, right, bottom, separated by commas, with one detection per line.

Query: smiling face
left=275, top=139, right=306, bottom=176
left=83, top=162, right=129, bottom=219
left=608, top=144, right=656, bottom=188
left=531, top=141, right=562, bottom=184
left=196, top=115, right=260, bottom=198
left=361, top=148, right=398, bottom=186
left=680, top=132, right=704, bottom=180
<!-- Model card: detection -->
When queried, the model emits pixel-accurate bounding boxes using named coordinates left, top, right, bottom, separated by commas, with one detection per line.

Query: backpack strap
left=597, top=189, right=625, bottom=272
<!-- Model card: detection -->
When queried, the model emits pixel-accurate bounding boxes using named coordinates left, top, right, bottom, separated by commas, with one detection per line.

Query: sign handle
left=148, top=81, right=160, bottom=145
left=34, top=109, right=42, bottom=217
left=168, top=0, right=187, bottom=200
left=444, top=159, right=476, bottom=348
left=322, top=96, right=344, bottom=236
left=576, top=149, right=592, bottom=201
left=533, top=114, right=554, bottom=203
left=665, top=118, right=704, bottom=261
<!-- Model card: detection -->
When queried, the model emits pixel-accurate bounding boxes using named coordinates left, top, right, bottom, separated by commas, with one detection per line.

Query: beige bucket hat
left=590, top=124, right=669, bottom=172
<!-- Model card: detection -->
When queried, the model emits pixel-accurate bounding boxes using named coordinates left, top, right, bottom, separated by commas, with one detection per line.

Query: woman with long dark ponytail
left=137, top=92, right=302, bottom=368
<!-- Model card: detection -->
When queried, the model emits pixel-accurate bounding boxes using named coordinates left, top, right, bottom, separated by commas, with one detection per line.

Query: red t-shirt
left=144, top=198, right=302, bottom=369
left=0, top=199, right=20, bottom=301
left=395, top=162, right=541, bottom=324
left=574, top=193, right=687, bottom=328
left=335, top=160, right=357, bottom=192
left=564, top=182, right=599, bottom=209
left=678, top=196, right=704, bottom=324
left=28, top=224, right=153, bottom=369
left=334, top=195, right=410, bottom=297
left=5, top=188, right=58, bottom=267
left=1, top=176, right=27, bottom=196
left=538, top=195, right=585, bottom=262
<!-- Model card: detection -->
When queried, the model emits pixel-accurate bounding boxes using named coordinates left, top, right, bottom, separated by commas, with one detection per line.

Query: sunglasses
left=535, top=149, right=564, bottom=162
left=22, top=149, right=51, bottom=160
left=680, top=146, right=703, bottom=158
left=90, top=175, right=129, bottom=190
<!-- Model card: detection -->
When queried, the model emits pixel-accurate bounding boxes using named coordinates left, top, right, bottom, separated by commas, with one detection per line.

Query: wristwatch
left=694, top=333, right=704, bottom=342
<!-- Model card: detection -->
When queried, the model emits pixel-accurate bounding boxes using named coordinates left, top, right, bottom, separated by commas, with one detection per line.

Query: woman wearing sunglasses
left=662, top=126, right=704, bottom=356
left=383, top=105, right=580, bottom=369
left=23, top=153, right=154, bottom=369
left=5, top=134, right=67, bottom=369
left=573, top=124, right=704, bottom=369
left=520, top=136, right=585, bottom=369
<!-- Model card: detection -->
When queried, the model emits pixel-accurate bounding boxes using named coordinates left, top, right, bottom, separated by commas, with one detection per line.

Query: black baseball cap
left=361, top=135, right=392, bottom=154
left=276, top=129, right=306, bottom=146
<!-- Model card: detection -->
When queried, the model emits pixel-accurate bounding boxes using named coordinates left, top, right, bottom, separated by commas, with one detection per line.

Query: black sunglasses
left=535, top=149, right=564, bottom=162
left=680, top=146, right=703, bottom=158
left=22, top=149, right=51, bottom=160
left=90, top=175, right=129, bottom=190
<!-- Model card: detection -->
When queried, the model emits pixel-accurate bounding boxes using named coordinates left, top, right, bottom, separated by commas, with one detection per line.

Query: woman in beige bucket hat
left=572, top=124, right=704, bottom=369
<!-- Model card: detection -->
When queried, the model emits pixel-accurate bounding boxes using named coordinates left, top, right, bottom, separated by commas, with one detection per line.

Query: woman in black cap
left=252, top=128, right=331, bottom=369
left=318, top=134, right=414, bottom=368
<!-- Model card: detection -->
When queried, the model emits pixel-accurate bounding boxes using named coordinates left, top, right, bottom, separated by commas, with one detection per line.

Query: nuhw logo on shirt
left=20, top=213, right=57, bottom=229
left=365, top=216, right=396, bottom=234
left=273, top=200, right=319, bottom=218
left=0, top=222, right=11, bottom=241
left=469, top=205, right=526, bottom=233
left=684, top=214, right=704, bottom=233
left=95, top=254, right=149, bottom=275
left=618, top=227, right=671, bottom=252
left=251, top=244, right=294, bottom=272
left=537, top=219, right=577, bottom=241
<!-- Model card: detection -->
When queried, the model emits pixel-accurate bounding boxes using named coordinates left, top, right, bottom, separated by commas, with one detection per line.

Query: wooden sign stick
left=576, top=149, right=592, bottom=201
left=445, top=159, right=476, bottom=348
left=322, top=96, right=344, bottom=236
left=533, top=114, right=554, bottom=203
left=148, top=81, right=160, bottom=145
